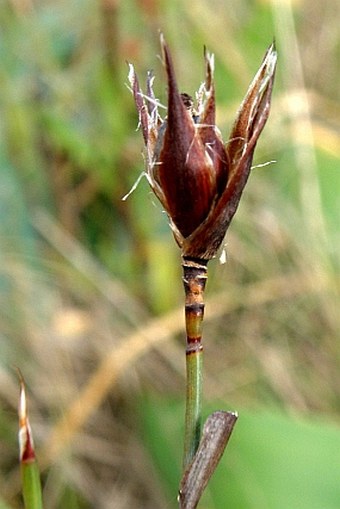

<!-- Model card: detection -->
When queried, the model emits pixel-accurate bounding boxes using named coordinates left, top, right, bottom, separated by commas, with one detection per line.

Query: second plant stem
left=182, top=257, right=208, bottom=470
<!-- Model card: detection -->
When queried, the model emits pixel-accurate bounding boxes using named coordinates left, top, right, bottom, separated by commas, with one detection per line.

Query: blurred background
left=0, top=0, right=340, bottom=507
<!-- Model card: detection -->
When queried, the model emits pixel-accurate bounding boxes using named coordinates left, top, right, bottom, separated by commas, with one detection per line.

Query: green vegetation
left=0, top=0, right=339, bottom=507
left=141, top=398, right=340, bottom=509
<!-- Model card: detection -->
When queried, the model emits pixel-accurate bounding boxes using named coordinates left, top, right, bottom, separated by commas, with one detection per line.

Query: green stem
left=21, top=461, right=43, bottom=509
left=182, top=257, right=208, bottom=470
left=184, top=347, right=203, bottom=468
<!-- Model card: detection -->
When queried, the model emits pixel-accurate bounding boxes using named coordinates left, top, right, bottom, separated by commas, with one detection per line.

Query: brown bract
left=128, top=35, right=277, bottom=261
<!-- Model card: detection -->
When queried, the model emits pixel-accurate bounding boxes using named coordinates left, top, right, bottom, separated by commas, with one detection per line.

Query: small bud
left=18, top=373, right=36, bottom=463
left=129, top=36, right=277, bottom=260
left=17, top=371, right=44, bottom=509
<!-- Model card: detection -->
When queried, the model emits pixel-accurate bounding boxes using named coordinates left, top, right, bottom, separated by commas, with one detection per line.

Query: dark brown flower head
left=128, top=35, right=277, bottom=260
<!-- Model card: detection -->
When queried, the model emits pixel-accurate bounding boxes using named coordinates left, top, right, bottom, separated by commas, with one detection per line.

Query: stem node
left=182, top=257, right=208, bottom=469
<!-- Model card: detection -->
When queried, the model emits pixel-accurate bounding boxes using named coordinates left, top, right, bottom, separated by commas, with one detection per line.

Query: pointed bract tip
left=16, top=367, right=26, bottom=426
left=264, top=40, right=278, bottom=73
left=204, top=47, right=215, bottom=90
left=17, top=371, right=36, bottom=462
left=19, top=381, right=27, bottom=427
left=203, top=46, right=214, bottom=67
left=159, top=31, right=165, bottom=47
left=127, top=62, right=135, bottom=84
left=159, top=32, right=169, bottom=62
left=160, top=34, right=171, bottom=69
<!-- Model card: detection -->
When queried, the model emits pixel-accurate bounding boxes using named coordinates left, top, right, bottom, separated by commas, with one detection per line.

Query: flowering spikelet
left=129, top=35, right=277, bottom=260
